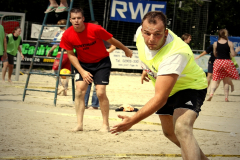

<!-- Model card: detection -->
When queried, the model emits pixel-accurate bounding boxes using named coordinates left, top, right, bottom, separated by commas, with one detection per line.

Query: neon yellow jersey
left=136, top=29, right=207, bottom=97
left=0, top=25, right=5, bottom=56
left=7, top=34, right=21, bottom=56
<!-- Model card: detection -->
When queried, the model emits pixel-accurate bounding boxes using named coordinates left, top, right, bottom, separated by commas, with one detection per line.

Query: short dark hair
left=141, top=11, right=167, bottom=29
left=181, top=33, right=191, bottom=41
left=70, top=8, right=84, bottom=17
left=12, top=27, right=21, bottom=34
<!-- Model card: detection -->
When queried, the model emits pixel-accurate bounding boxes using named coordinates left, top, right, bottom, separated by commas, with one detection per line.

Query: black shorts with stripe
left=156, top=89, right=207, bottom=116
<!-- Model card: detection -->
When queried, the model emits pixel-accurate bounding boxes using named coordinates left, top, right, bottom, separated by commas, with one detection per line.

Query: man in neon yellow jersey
left=111, top=11, right=208, bottom=160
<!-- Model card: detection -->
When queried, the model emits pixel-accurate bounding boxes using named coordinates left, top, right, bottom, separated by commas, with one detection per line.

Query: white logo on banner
left=111, top=0, right=165, bottom=20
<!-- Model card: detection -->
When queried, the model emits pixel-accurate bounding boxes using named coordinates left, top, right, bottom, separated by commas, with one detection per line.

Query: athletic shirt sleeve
left=205, top=45, right=213, bottom=54
left=205, top=44, right=216, bottom=63
left=94, top=25, right=113, bottom=41
left=157, top=54, right=190, bottom=76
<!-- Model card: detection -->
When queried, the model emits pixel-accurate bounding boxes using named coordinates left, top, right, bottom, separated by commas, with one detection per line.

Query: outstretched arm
left=235, top=46, right=240, bottom=54
left=67, top=50, right=93, bottom=84
left=107, top=45, right=116, bottom=53
left=18, top=46, right=24, bottom=60
left=107, top=37, right=132, bottom=58
left=48, top=31, right=60, bottom=56
left=110, top=74, right=178, bottom=134
left=195, top=51, right=207, bottom=60
left=47, top=45, right=58, bottom=57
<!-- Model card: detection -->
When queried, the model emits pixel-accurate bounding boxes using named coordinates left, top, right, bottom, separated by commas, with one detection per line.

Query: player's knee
left=8, top=64, right=14, bottom=69
left=96, top=90, right=106, bottom=100
left=174, top=122, right=191, bottom=140
left=75, top=89, right=85, bottom=98
left=162, top=129, right=174, bottom=139
left=3, top=63, right=8, bottom=68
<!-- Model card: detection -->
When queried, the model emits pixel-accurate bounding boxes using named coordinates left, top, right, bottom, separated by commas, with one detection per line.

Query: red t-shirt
left=60, top=23, right=113, bottom=63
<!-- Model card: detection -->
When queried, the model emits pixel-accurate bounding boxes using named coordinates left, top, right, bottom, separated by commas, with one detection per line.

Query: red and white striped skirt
left=212, top=59, right=239, bottom=81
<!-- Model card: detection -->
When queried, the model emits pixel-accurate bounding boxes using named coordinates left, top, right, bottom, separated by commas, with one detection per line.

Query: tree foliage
left=0, top=0, right=48, bottom=22
left=207, top=0, right=240, bottom=36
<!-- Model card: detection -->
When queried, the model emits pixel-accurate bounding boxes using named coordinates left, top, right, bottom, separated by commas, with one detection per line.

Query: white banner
left=109, top=49, right=141, bottom=69
left=31, top=24, right=59, bottom=39
left=110, top=49, right=240, bottom=73
left=194, top=54, right=210, bottom=72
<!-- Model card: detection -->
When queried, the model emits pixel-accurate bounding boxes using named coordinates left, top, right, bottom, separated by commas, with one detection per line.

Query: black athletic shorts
left=74, top=56, right=111, bottom=85
left=156, top=89, right=207, bottom=116
left=208, top=61, right=213, bottom=73
left=6, top=53, right=14, bottom=65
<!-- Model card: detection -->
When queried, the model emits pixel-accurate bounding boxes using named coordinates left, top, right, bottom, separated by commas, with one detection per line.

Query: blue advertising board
left=110, top=0, right=167, bottom=23
left=210, top=35, right=240, bottom=55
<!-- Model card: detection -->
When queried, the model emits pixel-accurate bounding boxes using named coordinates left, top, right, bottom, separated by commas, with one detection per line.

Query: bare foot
left=72, top=126, right=83, bottom=132
left=59, top=3, right=68, bottom=8
left=44, top=4, right=58, bottom=13
left=55, top=3, right=68, bottom=13
left=59, top=1, right=68, bottom=8
left=8, top=79, right=12, bottom=84
left=206, top=94, right=213, bottom=101
left=99, top=125, right=110, bottom=132
left=63, top=89, right=67, bottom=96
left=49, top=4, right=58, bottom=7
left=225, top=98, right=229, bottom=102
left=88, top=106, right=98, bottom=110
left=231, top=84, right=234, bottom=92
left=57, top=86, right=64, bottom=95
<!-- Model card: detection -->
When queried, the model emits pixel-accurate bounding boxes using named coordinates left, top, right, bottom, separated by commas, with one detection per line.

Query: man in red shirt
left=60, top=8, right=132, bottom=132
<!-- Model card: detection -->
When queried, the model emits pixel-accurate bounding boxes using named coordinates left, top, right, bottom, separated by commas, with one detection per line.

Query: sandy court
left=0, top=70, right=240, bottom=160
